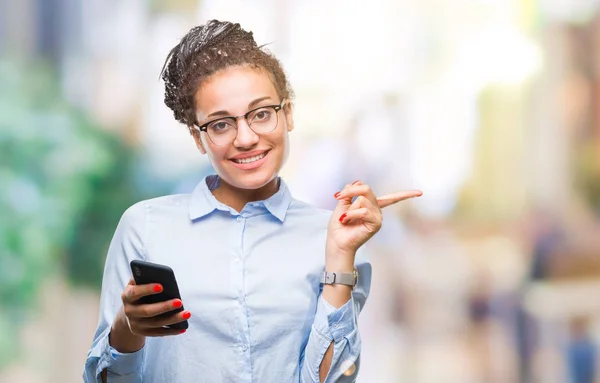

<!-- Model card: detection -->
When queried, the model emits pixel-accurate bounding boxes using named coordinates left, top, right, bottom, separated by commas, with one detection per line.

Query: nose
left=233, top=119, right=259, bottom=149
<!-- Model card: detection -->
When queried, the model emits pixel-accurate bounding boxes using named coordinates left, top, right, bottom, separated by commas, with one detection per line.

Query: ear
left=189, top=126, right=207, bottom=154
left=283, top=101, right=294, bottom=132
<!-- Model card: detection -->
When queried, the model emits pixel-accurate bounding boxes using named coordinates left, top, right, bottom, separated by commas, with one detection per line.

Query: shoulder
left=286, top=197, right=332, bottom=227
left=119, top=193, right=192, bottom=227
left=139, top=193, right=192, bottom=211
left=288, top=197, right=331, bottom=215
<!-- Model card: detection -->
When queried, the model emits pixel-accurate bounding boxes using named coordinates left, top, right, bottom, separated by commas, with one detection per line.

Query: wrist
left=325, top=248, right=355, bottom=271
left=325, top=261, right=354, bottom=274
left=322, top=283, right=352, bottom=308
left=109, top=309, right=145, bottom=354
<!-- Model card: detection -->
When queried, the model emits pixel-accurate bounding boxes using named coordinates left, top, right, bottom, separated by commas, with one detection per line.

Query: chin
left=221, top=168, right=279, bottom=190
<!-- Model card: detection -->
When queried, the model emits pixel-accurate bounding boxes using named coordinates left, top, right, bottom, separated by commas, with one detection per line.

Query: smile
left=232, top=152, right=267, bottom=164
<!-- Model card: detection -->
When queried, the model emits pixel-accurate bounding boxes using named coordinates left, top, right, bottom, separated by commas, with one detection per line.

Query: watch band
left=320, top=269, right=358, bottom=289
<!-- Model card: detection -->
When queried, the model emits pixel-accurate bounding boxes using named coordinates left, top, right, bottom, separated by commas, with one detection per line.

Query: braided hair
left=160, top=20, right=293, bottom=128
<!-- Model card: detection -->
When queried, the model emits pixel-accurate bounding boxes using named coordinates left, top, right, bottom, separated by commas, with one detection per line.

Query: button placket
left=233, top=214, right=250, bottom=354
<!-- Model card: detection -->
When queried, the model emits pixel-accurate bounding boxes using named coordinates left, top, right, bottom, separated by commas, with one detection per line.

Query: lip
left=229, top=150, right=269, bottom=161
left=229, top=150, right=270, bottom=171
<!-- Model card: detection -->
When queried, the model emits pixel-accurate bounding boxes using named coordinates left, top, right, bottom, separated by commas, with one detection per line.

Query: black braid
left=160, top=20, right=293, bottom=127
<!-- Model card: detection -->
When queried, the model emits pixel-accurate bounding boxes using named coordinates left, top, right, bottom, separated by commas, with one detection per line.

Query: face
left=191, top=65, right=294, bottom=191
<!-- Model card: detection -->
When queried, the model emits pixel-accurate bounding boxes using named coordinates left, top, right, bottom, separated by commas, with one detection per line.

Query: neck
left=212, top=177, right=279, bottom=213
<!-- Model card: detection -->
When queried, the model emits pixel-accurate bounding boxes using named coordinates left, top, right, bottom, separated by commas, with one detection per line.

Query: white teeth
left=233, top=152, right=266, bottom=164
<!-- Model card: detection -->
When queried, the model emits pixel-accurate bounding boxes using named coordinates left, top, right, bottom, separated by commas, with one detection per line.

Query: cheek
left=202, top=141, right=228, bottom=165
left=207, top=149, right=226, bottom=164
left=200, top=134, right=211, bottom=151
left=279, top=133, right=291, bottom=163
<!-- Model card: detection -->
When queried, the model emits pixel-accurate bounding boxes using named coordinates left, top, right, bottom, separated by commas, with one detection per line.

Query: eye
left=208, top=119, right=235, bottom=134
left=213, top=122, right=227, bottom=131
left=250, top=108, right=272, bottom=123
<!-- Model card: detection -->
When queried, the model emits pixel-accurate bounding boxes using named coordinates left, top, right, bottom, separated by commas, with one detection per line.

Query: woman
left=83, top=20, right=421, bottom=383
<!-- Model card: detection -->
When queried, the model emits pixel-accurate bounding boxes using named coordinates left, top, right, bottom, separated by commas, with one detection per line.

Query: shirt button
left=236, top=216, right=242, bottom=223
left=240, top=344, right=248, bottom=351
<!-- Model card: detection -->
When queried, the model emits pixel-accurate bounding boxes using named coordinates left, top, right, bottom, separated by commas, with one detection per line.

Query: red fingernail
left=179, top=329, right=186, bottom=334
left=182, top=311, right=191, bottom=320
left=339, top=213, right=347, bottom=222
left=173, top=300, right=182, bottom=308
left=352, top=180, right=360, bottom=185
left=334, top=192, right=341, bottom=199
left=153, top=284, right=163, bottom=293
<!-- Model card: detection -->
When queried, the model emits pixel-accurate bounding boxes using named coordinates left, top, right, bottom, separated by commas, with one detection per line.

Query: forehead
left=194, top=66, right=278, bottom=115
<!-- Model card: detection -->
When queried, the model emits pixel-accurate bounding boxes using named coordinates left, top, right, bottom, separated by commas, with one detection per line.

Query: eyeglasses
left=193, top=99, right=286, bottom=146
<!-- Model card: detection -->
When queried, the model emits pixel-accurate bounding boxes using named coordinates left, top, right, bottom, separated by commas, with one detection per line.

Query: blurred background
left=1, top=0, right=600, bottom=382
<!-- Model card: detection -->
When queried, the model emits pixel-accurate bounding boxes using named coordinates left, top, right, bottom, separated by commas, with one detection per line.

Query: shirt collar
left=189, top=174, right=291, bottom=222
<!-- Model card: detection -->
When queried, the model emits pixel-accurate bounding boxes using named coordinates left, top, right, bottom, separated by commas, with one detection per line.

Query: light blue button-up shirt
left=83, top=175, right=371, bottom=382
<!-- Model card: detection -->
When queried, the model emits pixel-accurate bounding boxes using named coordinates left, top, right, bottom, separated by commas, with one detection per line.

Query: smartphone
left=129, top=260, right=188, bottom=330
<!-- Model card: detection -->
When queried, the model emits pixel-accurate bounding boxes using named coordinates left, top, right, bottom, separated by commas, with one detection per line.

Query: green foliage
left=65, top=142, right=141, bottom=288
left=0, top=58, right=141, bottom=368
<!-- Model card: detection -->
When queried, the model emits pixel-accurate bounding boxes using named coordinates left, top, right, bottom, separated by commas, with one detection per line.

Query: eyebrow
left=206, top=96, right=273, bottom=119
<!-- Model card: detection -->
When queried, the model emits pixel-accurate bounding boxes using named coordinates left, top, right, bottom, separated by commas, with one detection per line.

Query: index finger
left=122, top=281, right=163, bottom=304
left=377, top=190, right=422, bottom=209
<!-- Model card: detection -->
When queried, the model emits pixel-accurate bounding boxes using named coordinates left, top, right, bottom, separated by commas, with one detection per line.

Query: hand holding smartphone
left=129, top=260, right=189, bottom=330
left=108, top=261, right=189, bottom=355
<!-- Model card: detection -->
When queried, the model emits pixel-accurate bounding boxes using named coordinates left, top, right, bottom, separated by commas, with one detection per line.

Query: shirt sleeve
left=83, top=202, right=147, bottom=383
left=300, top=247, right=372, bottom=383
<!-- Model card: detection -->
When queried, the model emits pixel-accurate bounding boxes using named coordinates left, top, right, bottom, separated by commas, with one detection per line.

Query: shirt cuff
left=313, top=295, right=358, bottom=343
left=98, top=332, right=145, bottom=377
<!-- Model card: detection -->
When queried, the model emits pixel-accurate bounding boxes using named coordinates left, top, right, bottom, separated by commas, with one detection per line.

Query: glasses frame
left=193, top=99, right=286, bottom=146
